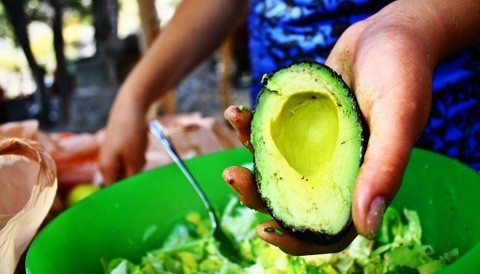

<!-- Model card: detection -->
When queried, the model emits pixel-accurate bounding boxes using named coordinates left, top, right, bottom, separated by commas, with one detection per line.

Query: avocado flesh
left=272, top=92, right=338, bottom=177
left=252, top=62, right=364, bottom=244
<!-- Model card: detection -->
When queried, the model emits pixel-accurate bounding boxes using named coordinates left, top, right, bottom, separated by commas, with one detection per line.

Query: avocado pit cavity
left=271, top=92, right=339, bottom=178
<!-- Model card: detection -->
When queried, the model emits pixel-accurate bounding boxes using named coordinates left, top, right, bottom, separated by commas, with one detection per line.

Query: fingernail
left=366, top=196, right=387, bottom=239
left=222, top=169, right=235, bottom=185
left=228, top=115, right=239, bottom=131
left=222, top=169, right=240, bottom=193
left=264, top=226, right=285, bottom=236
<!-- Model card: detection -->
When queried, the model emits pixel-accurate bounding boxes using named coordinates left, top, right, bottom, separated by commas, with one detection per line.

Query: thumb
left=352, top=114, right=418, bottom=239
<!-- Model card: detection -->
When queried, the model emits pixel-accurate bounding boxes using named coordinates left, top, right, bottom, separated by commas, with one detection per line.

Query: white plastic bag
left=0, top=138, right=57, bottom=274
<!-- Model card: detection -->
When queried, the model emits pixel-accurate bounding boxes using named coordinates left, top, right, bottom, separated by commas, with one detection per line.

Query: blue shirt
left=247, top=0, right=480, bottom=171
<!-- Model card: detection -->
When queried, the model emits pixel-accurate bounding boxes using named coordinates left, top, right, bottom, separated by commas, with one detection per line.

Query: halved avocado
left=251, top=61, right=366, bottom=245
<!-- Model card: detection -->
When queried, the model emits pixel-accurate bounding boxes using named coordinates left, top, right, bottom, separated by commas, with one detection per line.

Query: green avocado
left=251, top=61, right=366, bottom=245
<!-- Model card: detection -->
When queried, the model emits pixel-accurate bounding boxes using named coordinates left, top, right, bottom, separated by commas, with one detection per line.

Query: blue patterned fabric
left=417, top=49, right=480, bottom=171
left=247, top=0, right=480, bottom=171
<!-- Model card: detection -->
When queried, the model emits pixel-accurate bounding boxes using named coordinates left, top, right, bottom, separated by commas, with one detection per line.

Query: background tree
left=48, top=0, right=72, bottom=124
left=0, top=0, right=95, bottom=127
left=92, top=0, right=119, bottom=86
left=0, top=0, right=50, bottom=125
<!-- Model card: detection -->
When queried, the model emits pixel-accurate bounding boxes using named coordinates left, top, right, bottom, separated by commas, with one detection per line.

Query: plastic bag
left=0, top=137, right=57, bottom=274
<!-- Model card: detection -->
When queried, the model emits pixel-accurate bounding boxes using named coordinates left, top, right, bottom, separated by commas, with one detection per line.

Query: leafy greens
left=103, top=197, right=458, bottom=274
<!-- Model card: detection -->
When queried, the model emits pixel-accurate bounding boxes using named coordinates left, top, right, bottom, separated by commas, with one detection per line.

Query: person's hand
left=325, top=9, right=435, bottom=241
left=98, top=94, right=148, bottom=185
left=222, top=2, right=438, bottom=255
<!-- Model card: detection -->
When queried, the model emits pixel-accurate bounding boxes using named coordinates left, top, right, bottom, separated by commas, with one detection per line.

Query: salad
left=102, top=198, right=458, bottom=274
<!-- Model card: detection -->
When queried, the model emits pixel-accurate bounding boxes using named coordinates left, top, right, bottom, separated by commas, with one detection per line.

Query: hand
left=325, top=11, right=434, bottom=240
left=98, top=94, right=148, bottom=185
left=222, top=5, right=436, bottom=254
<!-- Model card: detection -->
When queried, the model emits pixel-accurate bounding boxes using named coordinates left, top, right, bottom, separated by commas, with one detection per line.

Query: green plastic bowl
left=25, top=147, right=480, bottom=273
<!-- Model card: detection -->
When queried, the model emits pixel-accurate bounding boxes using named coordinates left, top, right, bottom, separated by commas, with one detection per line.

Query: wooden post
left=136, top=0, right=176, bottom=115
left=219, top=36, right=234, bottom=115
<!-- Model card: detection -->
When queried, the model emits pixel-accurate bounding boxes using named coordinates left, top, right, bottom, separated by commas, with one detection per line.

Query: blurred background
left=0, top=0, right=251, bottom=133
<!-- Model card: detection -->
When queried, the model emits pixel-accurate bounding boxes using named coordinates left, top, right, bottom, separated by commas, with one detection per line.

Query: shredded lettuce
left=103, top=197, right=458, bottom=274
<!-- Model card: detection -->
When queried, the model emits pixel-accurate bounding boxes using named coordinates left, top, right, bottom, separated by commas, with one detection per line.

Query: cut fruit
left=251, top=61, right=366, bottom=244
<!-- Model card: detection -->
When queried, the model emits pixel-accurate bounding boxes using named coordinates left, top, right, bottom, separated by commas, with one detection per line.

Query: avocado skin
left=252, top=61, right=368, bottom=245
left=275, top=210, right=354, bottom=245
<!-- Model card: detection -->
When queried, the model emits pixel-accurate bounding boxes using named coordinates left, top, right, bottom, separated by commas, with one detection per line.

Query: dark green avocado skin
left=251, top=61, right=369, bottom=245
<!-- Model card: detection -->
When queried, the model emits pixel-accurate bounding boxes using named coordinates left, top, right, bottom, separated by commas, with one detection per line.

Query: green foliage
left=63, top=0, right=92, bottom=19
left=0, top=0, right=92, bottom=41
left=0, top=4, right=14, bottom=40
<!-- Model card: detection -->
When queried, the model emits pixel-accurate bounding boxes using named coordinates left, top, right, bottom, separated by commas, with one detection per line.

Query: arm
left=122, top=0, right=250, bottom=109
left=99, top=0, right=249, bottom=184
left=328, top=0, right=480, bottom=241
left=223, top=0, right=480, bottom=254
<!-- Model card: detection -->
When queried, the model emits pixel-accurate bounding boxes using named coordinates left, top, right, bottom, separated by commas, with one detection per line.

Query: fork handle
left=149, top=120, right=219, bottom=229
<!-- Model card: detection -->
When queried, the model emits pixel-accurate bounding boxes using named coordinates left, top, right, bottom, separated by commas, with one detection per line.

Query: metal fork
left=148, top=120, right=241, bottom=263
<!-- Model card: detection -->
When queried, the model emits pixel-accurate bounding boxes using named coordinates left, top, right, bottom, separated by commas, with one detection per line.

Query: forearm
left=373, top=0, right=480, bottom=65
left=118, top=0, right=249, bottom=112
left=426, top=0, right=480, bottom=58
